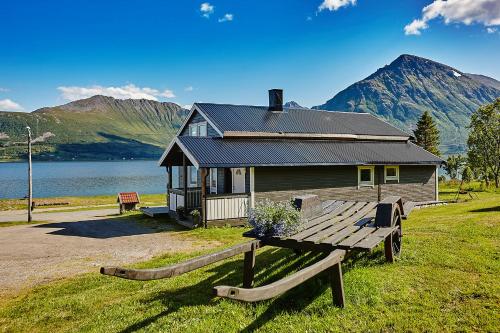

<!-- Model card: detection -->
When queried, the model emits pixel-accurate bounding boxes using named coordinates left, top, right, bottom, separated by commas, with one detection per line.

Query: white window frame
left=384, top=165, right=399, bottom=183
left=188, top=121, right=208, bottom=137
left=358, top=166, right=375, bottom=188
left=209, top=168, right=218, bottom=194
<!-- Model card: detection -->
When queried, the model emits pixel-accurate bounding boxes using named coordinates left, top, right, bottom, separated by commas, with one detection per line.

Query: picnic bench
left=101, top=196, right=405, bottom=308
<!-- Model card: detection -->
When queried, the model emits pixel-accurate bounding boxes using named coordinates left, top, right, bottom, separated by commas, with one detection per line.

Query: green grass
left=0, top=193, right=166, bottom=211
left=0, top=220, right=47, bottom=228
left=0, top=193, right=499, bottom=332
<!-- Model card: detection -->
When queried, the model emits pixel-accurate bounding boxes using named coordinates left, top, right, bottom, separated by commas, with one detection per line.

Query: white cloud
left=405, top=0, right=500, bottom=36
left=0, top=87, right=9, bottom=92
left=487, top=27, right=498, bottom=33
left=0, top=98, right=24, bottom=112
left=183, top=104, right=193, bottom=110
left=184, top=86, right=194, bottom=92
left=57, top=84, right=176, bottom=101
left=404, top=19, right=428, bottom=35
left=200, top=2, right=214, bottom=18
left=318, top=0, right=356, bottom=12
left=306, top=16, right=313, bottom=21
left=218, top=13, right=233, bottom=22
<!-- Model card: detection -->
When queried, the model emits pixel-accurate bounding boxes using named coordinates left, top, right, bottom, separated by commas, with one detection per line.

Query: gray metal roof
left=195, top=103, right=411, bottom=138
left=163, top=136, right=443, bottom=168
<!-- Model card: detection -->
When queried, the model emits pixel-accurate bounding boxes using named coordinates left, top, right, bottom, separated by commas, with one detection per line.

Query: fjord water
left=0, top=160, right=166, bottom=199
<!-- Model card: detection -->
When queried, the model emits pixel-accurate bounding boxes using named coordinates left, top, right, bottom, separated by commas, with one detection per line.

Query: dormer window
left=189, top=122, right=207, bottom=137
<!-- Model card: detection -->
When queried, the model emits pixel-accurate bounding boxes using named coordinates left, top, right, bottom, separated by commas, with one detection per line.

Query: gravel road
left=0, top=209, right=218, bottom=297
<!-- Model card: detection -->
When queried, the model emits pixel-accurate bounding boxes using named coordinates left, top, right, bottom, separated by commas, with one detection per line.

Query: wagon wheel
left=384, top=205, right=402, bottom=262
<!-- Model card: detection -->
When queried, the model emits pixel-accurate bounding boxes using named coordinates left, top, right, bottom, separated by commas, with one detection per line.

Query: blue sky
left=1, top=0, right=499, bottom=111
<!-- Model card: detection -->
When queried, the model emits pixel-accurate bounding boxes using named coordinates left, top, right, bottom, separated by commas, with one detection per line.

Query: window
left=188, top=122, right=207, bottom=137
left=384, top=166, right=399, bottom=183
left=358, top=166, right=375, bottom=188
left=188, top=166, right=198, bottom=187
left=209, top=168, right=218, bottom=194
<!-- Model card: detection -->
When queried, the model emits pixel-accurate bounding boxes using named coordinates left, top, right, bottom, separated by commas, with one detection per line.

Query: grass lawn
left=0, top=193, right=166, bottom=211
left=0, top=193, right=499, bottom=332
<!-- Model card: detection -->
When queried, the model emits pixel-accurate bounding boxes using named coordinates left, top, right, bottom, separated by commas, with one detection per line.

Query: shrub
left=248, top=199, right=303, bottom=237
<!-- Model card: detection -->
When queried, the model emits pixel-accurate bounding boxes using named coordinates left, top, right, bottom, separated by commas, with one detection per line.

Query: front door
left=231, top=168, right=246, bottom=193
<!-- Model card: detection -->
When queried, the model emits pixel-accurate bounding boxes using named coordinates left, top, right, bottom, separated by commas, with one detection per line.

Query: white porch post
left=250, top=167, right=255, bottom=209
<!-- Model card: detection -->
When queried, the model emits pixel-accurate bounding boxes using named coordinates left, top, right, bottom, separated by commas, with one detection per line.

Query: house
left=158, top=89, right=443, bottom=226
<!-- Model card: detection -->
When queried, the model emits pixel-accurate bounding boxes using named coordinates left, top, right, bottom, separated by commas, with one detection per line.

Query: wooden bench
left=101, top=196, right=405, bottom=308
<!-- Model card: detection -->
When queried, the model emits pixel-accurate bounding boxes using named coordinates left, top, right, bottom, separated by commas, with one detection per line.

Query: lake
left=0, top=160, right=167, bottom=199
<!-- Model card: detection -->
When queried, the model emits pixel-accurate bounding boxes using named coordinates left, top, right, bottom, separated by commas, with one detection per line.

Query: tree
left=444, top=155, right=465, bottom=180
left=467, top=98, right=500, bottom=188
left=414, top=110, right=441, bottom=156
left=461, top=166, right=474, bottom=183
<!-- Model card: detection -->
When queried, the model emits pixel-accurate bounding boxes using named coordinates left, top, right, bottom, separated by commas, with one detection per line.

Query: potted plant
left=176, top=206, right=185, bottom=219
left=190, top=209, right=201, bottom=226
left=248, top=199, right=304, bottom=238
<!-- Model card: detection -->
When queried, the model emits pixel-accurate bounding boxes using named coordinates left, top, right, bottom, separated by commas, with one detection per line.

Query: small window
left=209, top=168, right=217, bottom=194
left=384, top=166, right=399, bottom=183
left=189, top=124, right=197, bottom=136
left=198, top=123, right=207, bottom=137
left=358, top=166, right=375, bottom=188
left=188, top=166, right=198, bottom=187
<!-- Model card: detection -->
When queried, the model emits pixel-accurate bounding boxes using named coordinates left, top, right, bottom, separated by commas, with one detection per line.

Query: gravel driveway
left=0, top=209, right=218, bottom=297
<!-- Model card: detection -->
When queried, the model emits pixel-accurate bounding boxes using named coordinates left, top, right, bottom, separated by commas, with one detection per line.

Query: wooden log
left=101, top=240, right=263, bottom=281
left=243, top=242, right=257, bottom=288
left=213, top=249, right=346, bottom=302
left=330, top=262, right=345, bottom=307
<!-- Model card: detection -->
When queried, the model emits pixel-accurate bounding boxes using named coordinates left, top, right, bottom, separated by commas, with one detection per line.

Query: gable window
left=189, top=122, right=207, bottom=137
left=384, top=165, right=399, bottom=183
left=358, top=166, right=375, bottom=188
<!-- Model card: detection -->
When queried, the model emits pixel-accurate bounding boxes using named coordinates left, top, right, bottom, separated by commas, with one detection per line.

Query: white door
left=231, top=168, right=246, bottom=193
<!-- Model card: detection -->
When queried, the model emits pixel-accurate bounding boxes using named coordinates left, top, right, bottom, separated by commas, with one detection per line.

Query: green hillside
left=0, top=95, right=189, bottom=161
left=314, top=54, right=500, bottom=154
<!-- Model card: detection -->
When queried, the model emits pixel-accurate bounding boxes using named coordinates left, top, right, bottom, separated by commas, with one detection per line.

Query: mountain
left=0, top=95, right=189, bottom=160
left=466, top=73, right=500, bottom=90
left=284, top=101, right=307, bottom=109
left=314, top=54, right=500, bottom=154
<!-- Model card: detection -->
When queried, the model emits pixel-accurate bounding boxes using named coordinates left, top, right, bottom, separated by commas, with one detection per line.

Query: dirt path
left=0, top=210, right=218, bottom=297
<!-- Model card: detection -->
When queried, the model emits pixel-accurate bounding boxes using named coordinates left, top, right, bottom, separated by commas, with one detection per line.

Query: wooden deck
left=139, top=206, right=170, bottom=217
left=244, top=200, right=398, bottom=252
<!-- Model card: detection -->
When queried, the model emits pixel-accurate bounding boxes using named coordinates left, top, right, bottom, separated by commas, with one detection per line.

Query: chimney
left=268, top=89, right=283, bottom=112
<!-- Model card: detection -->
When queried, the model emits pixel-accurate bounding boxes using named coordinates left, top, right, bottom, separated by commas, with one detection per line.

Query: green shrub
left=248, top=199, right=303, bottom=237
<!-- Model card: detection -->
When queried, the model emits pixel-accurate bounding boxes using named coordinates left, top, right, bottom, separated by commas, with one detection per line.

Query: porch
left=162, top=146, right=254, bottom=227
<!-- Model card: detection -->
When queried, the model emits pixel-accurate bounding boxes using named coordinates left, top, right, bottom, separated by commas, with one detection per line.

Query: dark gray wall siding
left=254, top=165, right=436, bottom=203
left=180, top=111, right=219, bottom=137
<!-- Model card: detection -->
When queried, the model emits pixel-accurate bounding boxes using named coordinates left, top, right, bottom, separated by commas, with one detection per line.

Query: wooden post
left=167, top=166, right=172, bottom=207
left=200, top=168, right=207, bottom=228
left=384, top=233, right=394, bottom=263
left=243, top=243, right=257, bottom=288
left=330, top=262, right=345, bottom=307
left=377, top=166, right=382, bottom=202
left=27, top=126, right=32, bottom=223
left=183, top=154, right=187, bottom=208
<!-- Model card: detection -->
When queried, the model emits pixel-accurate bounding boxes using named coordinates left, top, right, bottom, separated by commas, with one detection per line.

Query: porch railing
left=168, top=188, right=201, bottom=211
left=206, top=193, right=249, bottom=221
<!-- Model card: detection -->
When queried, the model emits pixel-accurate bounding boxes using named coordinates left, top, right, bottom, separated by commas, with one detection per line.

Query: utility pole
left=26, top=126, right=32, bottom=222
